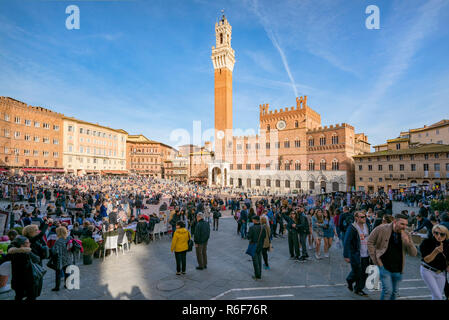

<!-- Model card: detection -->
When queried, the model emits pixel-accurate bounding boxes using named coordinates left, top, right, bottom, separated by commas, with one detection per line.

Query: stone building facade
left=207, top=16, right=370, bottom=194
left=355, top=122, right=449, bottom=193
left=62, top=117, right=128, bottom=175
left=0, top=97, right=64, bottom=174
left=127, top=134, right=177, bottom=178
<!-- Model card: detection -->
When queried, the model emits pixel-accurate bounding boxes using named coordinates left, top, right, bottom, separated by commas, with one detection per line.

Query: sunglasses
left=358, top=216, right=366, bottom=219
left=434, top=232, right=446, bottom=237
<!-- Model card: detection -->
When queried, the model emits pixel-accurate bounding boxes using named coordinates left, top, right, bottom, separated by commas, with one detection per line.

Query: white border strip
left=211, top=279, right=424, bottom=300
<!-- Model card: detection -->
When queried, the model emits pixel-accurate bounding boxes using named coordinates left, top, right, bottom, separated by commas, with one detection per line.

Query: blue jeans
left=136, top=208, right=141, bottom=216
left=240, top=222, right=247, bottom=238
left=379, top=266, right=402, bottom=300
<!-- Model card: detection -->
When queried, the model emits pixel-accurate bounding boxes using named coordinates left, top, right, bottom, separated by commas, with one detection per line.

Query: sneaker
left=51, top=287, right=60, bottom=292
left=263, top=265, right=269, bottom=270
left=289, top=256, right=296, bottom=260
left=181, top=272, right=186, bottom=275
left=252, top=276, right=261, bottom=280
left=196, top=266, right=204, bottom=270
left=324, top=252, right=329, bottom=258
left=204, top=265, right=207, bottom=269
left=176, top=272, right=181, bottom=275
left=315, top=253, right=321, bottom=260
left=297, top=256, right=306, bottom=262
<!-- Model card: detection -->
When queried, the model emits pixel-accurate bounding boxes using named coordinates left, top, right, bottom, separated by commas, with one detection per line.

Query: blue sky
left=1, top=0, right=449, bottom=150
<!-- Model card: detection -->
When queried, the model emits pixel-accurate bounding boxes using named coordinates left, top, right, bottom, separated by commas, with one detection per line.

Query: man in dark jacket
left=296, top=208, right=310, bottom=261
left=413, top=212, right=433, bottom=239
left=285, top=212, right=300, bottom=260
left=239, top=205, right=249, bottom=239
left=247, top=216, right=266, bottom=280
left=194, top=213, right=210, bottom=270
left=339, top=206, right=354, bottom=241
left=344, top=211, right=372, bottom=297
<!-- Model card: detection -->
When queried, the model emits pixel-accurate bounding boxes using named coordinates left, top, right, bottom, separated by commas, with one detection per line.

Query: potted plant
left=82, top=238, right=99, bottom=265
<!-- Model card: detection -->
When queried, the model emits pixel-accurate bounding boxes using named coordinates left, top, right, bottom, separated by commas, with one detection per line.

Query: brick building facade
left=207, top=16, right=370, bottom=194
left=127, top=134, right=177, bottom=178
left=0, top=97, right=64, bottom=174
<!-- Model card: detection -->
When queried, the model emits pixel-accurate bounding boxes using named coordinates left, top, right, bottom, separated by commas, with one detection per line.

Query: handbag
left=31, top=261, right=47, bottom=281
left=187, top=233, right=194, bottom=252
left=46, top=252, right=58, bottom=270
left=245, top=226, right=263, bottom=257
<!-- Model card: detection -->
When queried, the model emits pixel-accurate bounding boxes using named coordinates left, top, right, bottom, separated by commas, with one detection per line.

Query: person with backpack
left=50, top=227, right=72, bottom=291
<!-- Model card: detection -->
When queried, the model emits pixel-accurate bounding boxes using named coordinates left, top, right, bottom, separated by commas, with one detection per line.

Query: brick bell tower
left=211, top=13, right=235, bottom=161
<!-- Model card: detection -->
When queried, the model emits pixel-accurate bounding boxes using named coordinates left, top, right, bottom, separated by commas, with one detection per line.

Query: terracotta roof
left=63, top=116, right=128, bottom=134
left=353, top=143, right=449, bottom=158
left=387, top=137, right=409, bottom=143
left=409, top=120, right=449, bottom=133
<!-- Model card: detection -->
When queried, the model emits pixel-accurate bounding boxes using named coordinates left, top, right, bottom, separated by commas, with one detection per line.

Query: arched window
left=320, top=136, right=326, bottom=146
left=284, top=139, right=290, bottom=148
left=320, top=159, right=326, bottom=170
left=247, top=178, right=251, bottom=187
left=285, top=160, right=291, bottom=170
left=332, top=134, right=339, bottom=145
left=256, top=179, right=260, bottom=186
left=220, top=33, right=223, bottom=44
left=295, top=121, right=298, bottom=128
left=275, top=180, right=281, bottom=187
left=308, top=160, right=315, bottom=171
left=295, top=161, right=301, bottom=170
left=285, top=180, right=290, bottom=188
left=267, top=125, right=270, bottom=132
left=308, top=138, right=314, bottom=147
left=309, top=181, right=315, bottom=190
left=266, top=179, right=271, bottom=187
left=295, top=139, right=300, bottom=148
left=295, top=180, right=301, bottom=188
left=332, top=159, right=339, bottom=170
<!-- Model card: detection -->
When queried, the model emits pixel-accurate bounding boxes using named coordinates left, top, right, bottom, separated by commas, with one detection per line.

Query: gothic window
left=332, top=135, right=339, bottom=145
left=332, top=159, right=339, bottom=170
left=295, top=161, right=301, bottom=170
left=295, top=121, right=298, bottom=128
left=267, top=125, right=270, bottom=131
left=296, top=180, right=301, bottom=189
left=308, top=160, right=315, bottom=171
left=320, top=159, right=326, bottom=170
left=308, top=138, right=314, bottom=147
left=220, top=33, right=223, bottom=44
left=295, top=140, right=300, bottom=148
left=320, top=137, right=326, bottom=146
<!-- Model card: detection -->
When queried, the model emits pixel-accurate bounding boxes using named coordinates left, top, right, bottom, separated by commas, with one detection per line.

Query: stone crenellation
left=0, top=96, right=65, bottom=117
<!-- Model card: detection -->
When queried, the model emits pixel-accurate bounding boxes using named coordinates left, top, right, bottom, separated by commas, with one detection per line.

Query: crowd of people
left=0, top=172, right=448, bottom=300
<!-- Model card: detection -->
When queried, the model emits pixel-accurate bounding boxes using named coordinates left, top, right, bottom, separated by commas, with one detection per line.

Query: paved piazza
left=0, top=201, right=429, bottom=300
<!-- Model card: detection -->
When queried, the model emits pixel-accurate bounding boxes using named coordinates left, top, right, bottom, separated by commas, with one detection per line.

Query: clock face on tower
left=276, top=120, right=287, bottom=130
left=216, top=130, right=225, bottom=140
